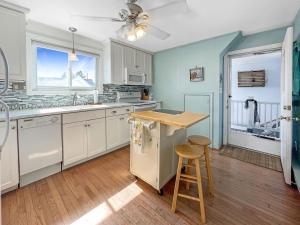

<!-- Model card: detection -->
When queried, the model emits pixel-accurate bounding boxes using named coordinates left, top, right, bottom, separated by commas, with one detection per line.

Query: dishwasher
left=18, top=115, right=62, bottom=186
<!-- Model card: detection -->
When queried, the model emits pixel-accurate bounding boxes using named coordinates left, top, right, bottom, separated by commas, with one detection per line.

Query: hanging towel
left=245, top=98, right=260, bottom=123
left=293, top=42, right=300, bottom=96
left=131, top=119, right=144, bottom=154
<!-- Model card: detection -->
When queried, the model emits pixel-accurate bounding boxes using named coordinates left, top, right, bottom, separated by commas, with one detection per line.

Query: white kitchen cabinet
left=124, top=46, right=136, bottom=71
left=87, top=118, right=106, bottom=157
left=119, top=114, right=130, bottom=144
left=63, top=121, right=87, bottom=166
left=63, top=110, right=107, bottom=167
left=136, top=50, right=146, bottom=72
left=106, top=115, right=121, bottom=150
left=0, top=5, right=27, bottom=81
left=104, top=40, right=153, bottom=85
left=0, top=121, right=19, bottom=192
left=104, top=41, right=124, bottom=84
left=106, top=106, right=132, bottom=151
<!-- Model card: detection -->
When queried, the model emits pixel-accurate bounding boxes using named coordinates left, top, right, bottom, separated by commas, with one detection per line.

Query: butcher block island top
left=130, top=110, right=209, bottom=128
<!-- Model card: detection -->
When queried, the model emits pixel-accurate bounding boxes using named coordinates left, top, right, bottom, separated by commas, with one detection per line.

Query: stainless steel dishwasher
left=18, top=115, right=62, bottom=186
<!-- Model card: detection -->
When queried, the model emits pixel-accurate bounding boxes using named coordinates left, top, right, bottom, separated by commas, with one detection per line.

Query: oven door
left=134, top=103, right=157, bottom=112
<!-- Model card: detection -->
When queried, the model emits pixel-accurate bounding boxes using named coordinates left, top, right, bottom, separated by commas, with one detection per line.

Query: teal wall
left=294, top=9, right=300, bottom=41
left=153, top=32, right=241, bottom=148
left=230, top=27, right=287, bottom=50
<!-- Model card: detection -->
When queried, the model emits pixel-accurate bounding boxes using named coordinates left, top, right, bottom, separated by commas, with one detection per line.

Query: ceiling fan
left=72, top=0, right=188, bottom=42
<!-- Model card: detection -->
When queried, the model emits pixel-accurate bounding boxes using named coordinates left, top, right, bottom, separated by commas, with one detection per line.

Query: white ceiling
left=5, top=0, right=300, bottom=52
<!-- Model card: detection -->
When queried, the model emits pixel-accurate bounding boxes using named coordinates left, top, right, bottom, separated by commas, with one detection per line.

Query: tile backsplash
left=0, top=81, right=149, bottom=111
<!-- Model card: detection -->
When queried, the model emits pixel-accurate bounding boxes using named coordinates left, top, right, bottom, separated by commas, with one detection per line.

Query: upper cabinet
left=0, top=4, right=27, bottom=81
left=104, top=40, right=153, bottom=86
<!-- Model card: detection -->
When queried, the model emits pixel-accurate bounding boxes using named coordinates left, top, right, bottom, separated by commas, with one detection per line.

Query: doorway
left=226, top=50, right=282, bottom=156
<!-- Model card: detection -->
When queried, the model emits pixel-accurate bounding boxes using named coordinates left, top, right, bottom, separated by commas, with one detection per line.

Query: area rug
left=219, top=145, right=282, bottom=172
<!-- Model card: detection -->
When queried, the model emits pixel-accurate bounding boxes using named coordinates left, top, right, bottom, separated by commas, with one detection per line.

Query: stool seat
left=176, top=145, right=204, bottom=159
left=188, top=135, right=211, bottom=146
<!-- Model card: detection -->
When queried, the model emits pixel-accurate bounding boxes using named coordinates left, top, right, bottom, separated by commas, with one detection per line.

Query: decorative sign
left=238, top=70, right=266, bottom=87
left=190, top=67, right=204, bottom=82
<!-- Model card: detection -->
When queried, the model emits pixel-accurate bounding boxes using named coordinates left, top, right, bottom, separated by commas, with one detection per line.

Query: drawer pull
left=11, top=126, right=16, bottom=130
left=23, top=119, right=33, bottom=122
left=112, top=111, right=117, bottom=113
left=126, top=109, right=130, bottom=111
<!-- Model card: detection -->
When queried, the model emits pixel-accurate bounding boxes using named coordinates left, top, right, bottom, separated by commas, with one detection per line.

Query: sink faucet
left=72, top=92, right=79, bottom=106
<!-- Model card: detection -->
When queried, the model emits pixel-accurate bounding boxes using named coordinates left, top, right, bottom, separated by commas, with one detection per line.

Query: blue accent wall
left=153, top=32, right=241, bottom=148
left=230, top=27, right=287, bottom=51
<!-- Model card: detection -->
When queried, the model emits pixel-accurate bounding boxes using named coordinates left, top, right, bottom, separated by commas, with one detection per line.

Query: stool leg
left=204, top=145, right=214, bottom=197
left=171, top=156, right=183, bottom=213
left=195, top=158, right=206, bottom=224
left=186, top=159, right=193, bottom=190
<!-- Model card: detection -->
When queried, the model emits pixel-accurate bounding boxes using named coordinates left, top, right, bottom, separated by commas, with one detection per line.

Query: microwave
left=124, top=68, right=146, bottom=85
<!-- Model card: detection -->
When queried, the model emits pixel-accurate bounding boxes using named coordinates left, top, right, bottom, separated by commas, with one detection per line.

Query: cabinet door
left=106, top=115, right=121, bottom=150
left=87, top=118, right=106, bottom=157
left=0, top=7, right=26, bottom=80
left=119, top=114, right=130, bottom=145
left=1, top=121, right=19, bottom=191
left=136, top=50, right=146, bottom=72
left=145, top=53, right=152, bottom=85
left=124, top=46, right=136, bottom=71
left=63, top=121, right=87, bottom=166
left=111, top=42, right=124, bottom=84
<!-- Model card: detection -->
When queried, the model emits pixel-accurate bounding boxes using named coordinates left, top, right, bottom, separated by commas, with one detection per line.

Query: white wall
left=231, top=52, right=281, bottom=103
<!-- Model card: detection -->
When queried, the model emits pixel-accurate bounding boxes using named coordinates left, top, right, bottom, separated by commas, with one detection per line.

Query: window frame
left=26, top=32, right=103, bottom=95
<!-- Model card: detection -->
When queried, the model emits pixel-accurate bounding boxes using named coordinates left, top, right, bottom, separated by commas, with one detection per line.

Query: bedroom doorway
left=226, top=50, right=282, bottom=156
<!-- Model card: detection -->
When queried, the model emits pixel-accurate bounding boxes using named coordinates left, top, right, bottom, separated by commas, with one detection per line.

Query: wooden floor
left=2, top=147, right=300, bottom=225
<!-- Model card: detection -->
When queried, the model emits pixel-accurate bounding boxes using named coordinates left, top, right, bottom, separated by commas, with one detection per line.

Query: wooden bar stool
left=188, top=135, right=214, bottom=197
left=171, top=144, right=206, bottom=224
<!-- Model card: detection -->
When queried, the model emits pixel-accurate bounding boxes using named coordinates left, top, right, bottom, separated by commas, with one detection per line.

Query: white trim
left=0, top=1, right=29, bottom=13
left=227, top=43, right=282, bottom=56
left=26, top=32, right=104, bottom=95
left=223, top=43, right=283, bottom=145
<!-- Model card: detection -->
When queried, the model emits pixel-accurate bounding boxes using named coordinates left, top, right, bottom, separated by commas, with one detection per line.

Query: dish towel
left=131, top=119, right=144, bottom=154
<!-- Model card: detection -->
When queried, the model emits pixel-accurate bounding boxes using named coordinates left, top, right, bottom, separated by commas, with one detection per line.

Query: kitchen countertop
left=130, top=111, right=209, bottom=128
left=0, top=102, right=133, bottom=121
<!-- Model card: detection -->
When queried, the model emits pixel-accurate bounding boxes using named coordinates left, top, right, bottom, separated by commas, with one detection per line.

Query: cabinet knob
left=11, top=126, right=16, bottom=130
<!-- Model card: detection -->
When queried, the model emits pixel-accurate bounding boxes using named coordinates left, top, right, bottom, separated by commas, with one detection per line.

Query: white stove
left=117, top=92, right=157, bottom=112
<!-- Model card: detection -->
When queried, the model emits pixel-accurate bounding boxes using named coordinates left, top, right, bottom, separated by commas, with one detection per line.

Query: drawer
left=63, top=109, right=105, bottom=124
left=106, top=106, right=133, bottom=117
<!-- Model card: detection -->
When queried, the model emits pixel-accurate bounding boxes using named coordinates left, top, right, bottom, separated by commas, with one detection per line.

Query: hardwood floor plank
left=2, top=147, right=300, bottom=225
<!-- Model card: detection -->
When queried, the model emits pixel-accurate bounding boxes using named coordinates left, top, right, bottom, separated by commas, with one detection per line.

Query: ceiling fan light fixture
left=135, top=24, right=147, bottom=39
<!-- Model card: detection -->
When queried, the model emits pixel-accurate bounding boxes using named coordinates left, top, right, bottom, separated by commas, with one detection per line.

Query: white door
left=124, top=46, right=136, bottom=70
left=136, top=50, right=146, bottom=71
left=0, top=121, right=18, bottom=191
left=280, top=27, right=293, bottom=185
left=63, top=121, right=87, bottom=166
left=87, top=118, right=106, bottom=157
left=111, top=42, right=124, bottom=85
left=145, top=53, right=152, bottom=85
left=119, top=114, right=130, bottom=145
left=106, top=116, right=121, bottom=150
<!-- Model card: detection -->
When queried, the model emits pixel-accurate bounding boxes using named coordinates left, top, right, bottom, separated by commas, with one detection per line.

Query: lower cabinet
left=106, top=113, right=130, bottom=150
left=1, top=121, right=19, bottom=192
left=63, top=118, right=106, bottom=166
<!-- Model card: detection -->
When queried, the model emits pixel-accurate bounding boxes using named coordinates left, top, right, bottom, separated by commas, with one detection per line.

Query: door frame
left=223, top=43, right=282, bottom=145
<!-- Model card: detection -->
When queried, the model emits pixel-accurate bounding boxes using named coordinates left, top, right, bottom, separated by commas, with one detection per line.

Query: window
left=32, top=43, right=98, bottom=92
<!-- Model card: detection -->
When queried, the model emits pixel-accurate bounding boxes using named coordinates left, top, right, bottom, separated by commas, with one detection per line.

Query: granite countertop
left=130, top=111, right=209, bottom=128
left=0, top=102, right=133, bottom=121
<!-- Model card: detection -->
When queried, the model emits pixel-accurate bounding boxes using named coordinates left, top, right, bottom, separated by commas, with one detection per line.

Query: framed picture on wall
left=190, top=67, right=204, bottom=82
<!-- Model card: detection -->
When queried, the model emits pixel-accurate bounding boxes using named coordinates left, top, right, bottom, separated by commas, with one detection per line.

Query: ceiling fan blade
left=71, top=15, right=123, bottom=22
left=147, top=24, right=170, bottom=40
left=146, top=0, right=188, bottom=14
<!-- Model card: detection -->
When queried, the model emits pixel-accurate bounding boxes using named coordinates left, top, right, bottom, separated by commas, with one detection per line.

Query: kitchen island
left=129, top=109, right=208, bottom=194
